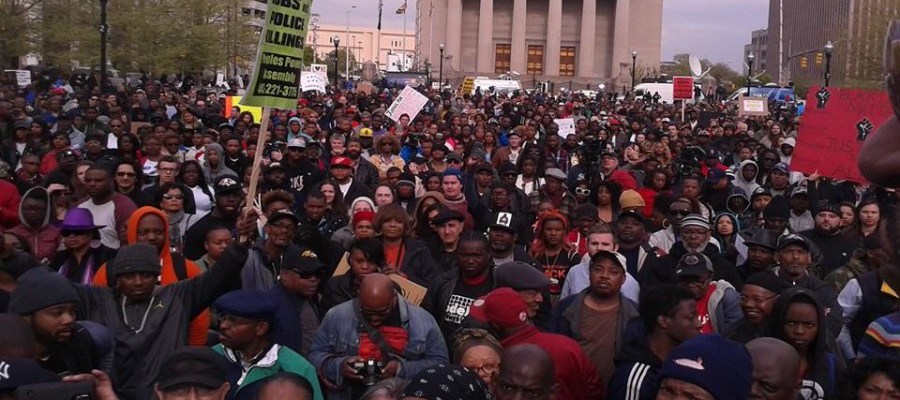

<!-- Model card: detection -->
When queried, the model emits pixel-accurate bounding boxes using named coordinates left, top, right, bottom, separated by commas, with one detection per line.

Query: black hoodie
left=607, top=321, right=662, bottom=400
left=767, top=287, right=845, bottom=399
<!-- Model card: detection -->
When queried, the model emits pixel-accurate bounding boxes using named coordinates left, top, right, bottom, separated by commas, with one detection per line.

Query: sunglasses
left=116, top=172, right=136, bottom=177
left=162, top=194, right=184, bottom=200
left=575, top=187, right=591, bottom=196
left=61, top=230, right=90, bottom=237
left=668, top=209, right=691, bottom=217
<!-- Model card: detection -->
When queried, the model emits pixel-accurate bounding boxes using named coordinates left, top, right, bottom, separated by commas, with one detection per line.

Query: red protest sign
left=791, top=86, right=892, bottom=183
left=673, top=76, right=694, bottom=100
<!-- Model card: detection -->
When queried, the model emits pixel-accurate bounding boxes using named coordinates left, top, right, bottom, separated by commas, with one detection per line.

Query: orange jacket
left=92, top=207, right=211, bottom=346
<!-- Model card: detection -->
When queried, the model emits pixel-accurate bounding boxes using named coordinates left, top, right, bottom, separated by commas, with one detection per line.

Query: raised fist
left=857, top=118, right=874, bottom=141
left=816, top=87, right=831, bottom=109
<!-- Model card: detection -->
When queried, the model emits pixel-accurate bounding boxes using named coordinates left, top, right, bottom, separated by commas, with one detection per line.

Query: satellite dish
left=689, top=55, right=702, bottom=77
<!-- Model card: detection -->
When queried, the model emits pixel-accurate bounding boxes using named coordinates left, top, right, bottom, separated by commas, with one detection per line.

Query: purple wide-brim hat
left=55, top=208, right=105, bottom=231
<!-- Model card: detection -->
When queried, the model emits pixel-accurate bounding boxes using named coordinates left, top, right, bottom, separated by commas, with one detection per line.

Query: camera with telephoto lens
left=352, top=359, right=384, bottom=386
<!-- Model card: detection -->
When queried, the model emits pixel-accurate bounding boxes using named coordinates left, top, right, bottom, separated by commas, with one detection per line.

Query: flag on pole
left=396, top=0, right=407, bottom=14
left=377, top=0, right=383, bottom=30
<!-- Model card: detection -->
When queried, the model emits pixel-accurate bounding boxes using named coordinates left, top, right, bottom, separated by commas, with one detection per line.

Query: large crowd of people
left=0, top=68, right=899, bottom=400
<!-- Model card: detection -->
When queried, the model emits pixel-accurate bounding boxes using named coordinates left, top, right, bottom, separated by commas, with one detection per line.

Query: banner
left=554, top=118, right=576, bottom=138
left=673, top=76, right=694, bottom=100
left=385, top=86, right=429, bottom=123
left=225, top=96, right=264, bottom=124
left=791, top=86, right=892, bottom=183
left=4, top=70, right=31, bottom=87
left=300, top=72, right=327, bottom=93
left=240, top=0, right=313, bottom=109
left=738, top=97, right=769, bottom=116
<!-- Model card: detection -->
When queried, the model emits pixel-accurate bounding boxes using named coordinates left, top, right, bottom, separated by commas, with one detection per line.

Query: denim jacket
left=308, top=297, right=449, bottom=400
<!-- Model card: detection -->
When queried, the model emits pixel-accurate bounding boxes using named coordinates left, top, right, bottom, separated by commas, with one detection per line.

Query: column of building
left=578, top=0, right=596, bottom=78
left=446, top=0, right=463, bottom=71
left=476, top=0, right=494, bottom=73
left=544, top=0, right=563, bottom=77
left=510, top=0, right=527, bottom=74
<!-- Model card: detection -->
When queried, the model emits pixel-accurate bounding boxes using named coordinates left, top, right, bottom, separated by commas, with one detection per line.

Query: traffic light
left=815, top=52, right=824, bottom=65
left=800, top=57, right=808, bottom=69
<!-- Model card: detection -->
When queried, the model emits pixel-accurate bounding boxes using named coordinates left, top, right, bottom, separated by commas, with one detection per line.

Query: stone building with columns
left=418, top=0, right=664, bottom=88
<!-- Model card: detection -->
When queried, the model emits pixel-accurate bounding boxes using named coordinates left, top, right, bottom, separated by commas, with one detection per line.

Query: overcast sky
left=311, top=0, right=770, bottom=71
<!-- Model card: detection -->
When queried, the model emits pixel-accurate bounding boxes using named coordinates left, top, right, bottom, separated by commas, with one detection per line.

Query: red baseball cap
left=330, top=156, right=352, bottom=168
left=467, top=288, right=529, bottom=329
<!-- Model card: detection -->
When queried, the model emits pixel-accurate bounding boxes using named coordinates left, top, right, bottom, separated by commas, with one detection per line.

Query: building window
left=559, top=46, right=575, bottom=76
left=495, top=44, right=511, bottom=74
left=527, top=45, right=543, bottom=76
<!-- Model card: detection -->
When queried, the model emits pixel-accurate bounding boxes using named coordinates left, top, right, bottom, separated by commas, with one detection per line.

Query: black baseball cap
left=213, top=175, right=242, bottom=194
left=155, top=347, right=228, bottom=391
left=282, top=246, right=327, bottom=274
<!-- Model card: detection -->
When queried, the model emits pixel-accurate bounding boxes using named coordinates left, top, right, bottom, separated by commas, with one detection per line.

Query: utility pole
left=99, top=0, right=109, bottom=93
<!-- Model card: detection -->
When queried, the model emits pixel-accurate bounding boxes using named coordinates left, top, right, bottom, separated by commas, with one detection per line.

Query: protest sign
left=310, top=63, right=328, bottom=80
left=791, top=86, right=892, bottom=183
left=554, top=118, right=576, bottom=138
left=215, top=73, right=225, bottom=87
left=673, top=76, right=694, bottom=100
left=356, top=82, right=376, bottom=95
left=240, top=0, right=312, bottom=109
left=385, top=86, right=429, bottom=123
left=738, top=97, right=770, bottom=116
left=4, top=70, right=31, bottom=87
left=300, top=72, right=327, bottom=93
left=130, top=122, right=151, bottom=135
left=331, top=254, right=427, bottom=305
left=225, top=96, right=263, bottom=123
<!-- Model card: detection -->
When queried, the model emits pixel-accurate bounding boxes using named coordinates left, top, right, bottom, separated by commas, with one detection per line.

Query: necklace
left=121, top=295, right=156, bottom=334
left=545, top=250, right=563, bottom=266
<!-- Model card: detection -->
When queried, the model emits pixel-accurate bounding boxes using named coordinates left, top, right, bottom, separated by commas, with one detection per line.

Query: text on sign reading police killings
left=241, top=0, right=312, bottom=109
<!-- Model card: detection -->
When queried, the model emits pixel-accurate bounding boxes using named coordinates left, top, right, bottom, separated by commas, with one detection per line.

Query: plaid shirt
left=545, top=148, right=570, bottom=172
left=527, top=189, right=578, bottom=222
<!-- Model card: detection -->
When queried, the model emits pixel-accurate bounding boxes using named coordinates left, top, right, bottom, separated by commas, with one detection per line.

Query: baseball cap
left=467, top=287, right=530, bottom=329
left=446, top=153, right=462, bottom=163
left=214, top=175, right=242, bottom=194
left=705, top=169, right=727, bottom=184
left=287, top=137, right=306, bottom=148
left=359, top=128, right=373, bottom=138
left=282, top=246, right=326, bottom=274
left=675, top=252, right=714, bottom=276
left=267, top=209, right=300, bottom=225
left=658, top=335, right=753, bottom=400
left=330, top=156, right=353, bottom=168
left=0, top=358, right=56, bottom=391
left=155, top=347, right=228, bottom=391
left=772, top=162, right=790, bottom=174
left=590, top=250, right=627, bottom=271
left=777, top=233, right=810, bottom=252
left=474, top=162, right=494, bottom=175
left=488, top=211, right=517, bottom=233
left=618, top=209, right=646, bottom=222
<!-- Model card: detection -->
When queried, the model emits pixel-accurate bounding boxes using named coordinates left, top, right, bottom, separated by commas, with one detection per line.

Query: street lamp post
left=439, top=43, right=445, bottom=89
left=746, top=52, right=755, bottom=96
left=333, top=36, right=340, bottom=85
left=99, top=0, right=109, bottom=93
left=346, top=6, right=355, bottom=83
left=631, top=51, right=638, bottom=92
left=824, top=41, right=834, bottom=87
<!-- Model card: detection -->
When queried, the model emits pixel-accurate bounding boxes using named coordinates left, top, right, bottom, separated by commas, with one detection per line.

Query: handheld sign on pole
left=673, top=76, right=693, bottom=122
left=241, top=0, right=313, bottom=215
left=385, top=86, right=430, bottom=123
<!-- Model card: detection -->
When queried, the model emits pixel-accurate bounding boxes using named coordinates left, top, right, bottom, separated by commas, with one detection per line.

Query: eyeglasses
left=162, top=194, right=184, bottom=200
left=575, top=187, right=591, bottom=196
left=740, top=294, right=778, bottom=306
left=116, top=172, right=136, bottom=177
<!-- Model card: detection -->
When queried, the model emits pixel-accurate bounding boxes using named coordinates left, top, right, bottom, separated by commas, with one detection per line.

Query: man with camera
left=309, top=273, right=448, bottom=400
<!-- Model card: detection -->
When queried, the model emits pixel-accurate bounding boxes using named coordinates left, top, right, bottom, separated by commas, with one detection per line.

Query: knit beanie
left=763, top=196, right=791, bottom=220
left=659, top=334, right=753, bottom=400
left=112, top=243, right=162, bottom=278
left=9, top=268, right=79, bottom=315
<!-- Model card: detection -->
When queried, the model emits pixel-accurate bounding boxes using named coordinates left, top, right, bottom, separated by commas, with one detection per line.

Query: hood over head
left=18, top=186, right=52, bottom=229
